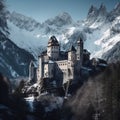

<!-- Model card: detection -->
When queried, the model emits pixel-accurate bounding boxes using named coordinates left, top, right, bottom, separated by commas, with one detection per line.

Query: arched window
left=68, top=68, right=72, bottom=76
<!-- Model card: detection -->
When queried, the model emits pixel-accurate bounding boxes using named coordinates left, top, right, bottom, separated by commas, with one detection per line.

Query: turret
left=47, top=36, right=60, bottom=60
left=29, top=61, right=35, bottom=81
left=68, top=45, right=76, bottom=62
left=67, top=45, right=76, bottom=81
left=37, top=54, right=43, bottom=81
left=76, top=37, right=83, bottom=64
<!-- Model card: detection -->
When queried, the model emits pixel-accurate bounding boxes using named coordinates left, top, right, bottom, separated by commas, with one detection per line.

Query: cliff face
left=102, top=41, right=120, bottom=63
left=63, top=61, right=120, bottom=120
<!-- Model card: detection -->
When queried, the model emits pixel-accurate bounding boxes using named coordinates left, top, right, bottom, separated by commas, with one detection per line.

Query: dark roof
left=59, top=51, right=68, bottom=60
left=48, top=36, right=59, bottom=46
left=42, top=50, right=47, bottom=54
left=29, top=61, right=35, bottom=67
left=68, top=45, right=76, bottom=52
left=83, top=49, right=90, bottom=55
left=38, top=50, right=47, bottom=57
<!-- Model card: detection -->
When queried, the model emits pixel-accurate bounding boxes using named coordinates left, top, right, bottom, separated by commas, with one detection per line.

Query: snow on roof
left=98, top=63, right=108, bottom=67
left=32, top=83, right=38, bottom=88
left=49, top=60, right=54, bottom=64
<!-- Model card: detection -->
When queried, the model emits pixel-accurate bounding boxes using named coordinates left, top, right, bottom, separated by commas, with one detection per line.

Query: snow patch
left=25, top=96, right=35, bottom=112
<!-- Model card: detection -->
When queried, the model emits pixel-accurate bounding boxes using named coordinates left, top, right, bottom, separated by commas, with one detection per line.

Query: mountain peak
left=44, top=12, right=73, bottom=27
left=98, top=3, right=107, bottom=16
left=99, top=3, right=106, bottom=11
left=87, top=5, right=98, bottom=18
left=55, top=12, right=73, bottom=25
left=87, top=5, right=99, bottom=23
left=88, top=5, right=98, bottom=13
left=58, top=12, right=71, bottom=18
left=7, top=11, right=41, bottom=31
left=114, top=2, right=120, bottom=12
left=108, top=2, right=120, bottom=21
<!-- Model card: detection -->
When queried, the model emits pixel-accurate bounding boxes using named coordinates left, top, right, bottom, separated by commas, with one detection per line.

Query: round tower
left=29, top=61, right=35, bottom=81
left=67, top=45, right=76, bottom=81
left=68, top=45, right=76, bottom=62
left=76, top=37, right=83, bottom=63
left=47, top=36, right=60, bottom=60
left=37, top=54, right=43, bottom=81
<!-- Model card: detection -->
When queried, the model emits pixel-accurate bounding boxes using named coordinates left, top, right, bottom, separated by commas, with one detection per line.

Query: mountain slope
left=0, top=1, right=34, bottom=78
left=7, top=11, right=76, bottom=58
left=64, top=61, right=120, bottom=120
left=102, top=41, right=120, bottom=63
left=0, top=31, right=34, bottom=78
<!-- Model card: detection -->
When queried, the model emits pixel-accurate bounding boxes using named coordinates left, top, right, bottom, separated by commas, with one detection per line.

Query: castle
left=29, top=36, right=91, bottom=91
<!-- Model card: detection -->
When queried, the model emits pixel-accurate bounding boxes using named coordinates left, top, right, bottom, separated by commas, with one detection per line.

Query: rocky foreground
left=0, top=61, right=120, bottom=120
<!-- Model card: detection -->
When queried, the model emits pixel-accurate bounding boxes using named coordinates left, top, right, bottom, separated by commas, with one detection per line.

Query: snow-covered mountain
left=6, top=11, right=76, bottom=58
left=0, top=31, right=34, bottom=78
left=7, top=3, right=120, bottom=62
left=0, top=1, right=35, bottom=78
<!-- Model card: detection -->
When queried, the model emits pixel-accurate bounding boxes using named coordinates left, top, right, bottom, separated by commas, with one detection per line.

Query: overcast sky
left=6, top=0, right=120, bottom=22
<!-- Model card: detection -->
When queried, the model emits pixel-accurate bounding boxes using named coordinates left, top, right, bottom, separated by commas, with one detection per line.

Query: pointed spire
left=29, top=60, right=34, bottom=67
left=68, top=45, right=76, bottom=52
left=48, top=35, right=59, bottom=46
left=77, top=37, right=83, bottom=44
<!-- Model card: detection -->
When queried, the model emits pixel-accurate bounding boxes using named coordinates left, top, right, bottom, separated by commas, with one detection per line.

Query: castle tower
left=37, top=55, right=43, bottom=81
left=47, top=36, right=60, bottom=60
left=67, top=45, right=76, bottom=81
left=76, top=37, right=83, bottom=64
left=68, top=45, right=76, bottom=63
left=29, top=61, right=35, bottom=81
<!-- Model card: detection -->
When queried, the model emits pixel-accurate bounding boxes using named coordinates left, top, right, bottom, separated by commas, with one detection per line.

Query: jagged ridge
left=6, top=2, right=120, bottom=63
